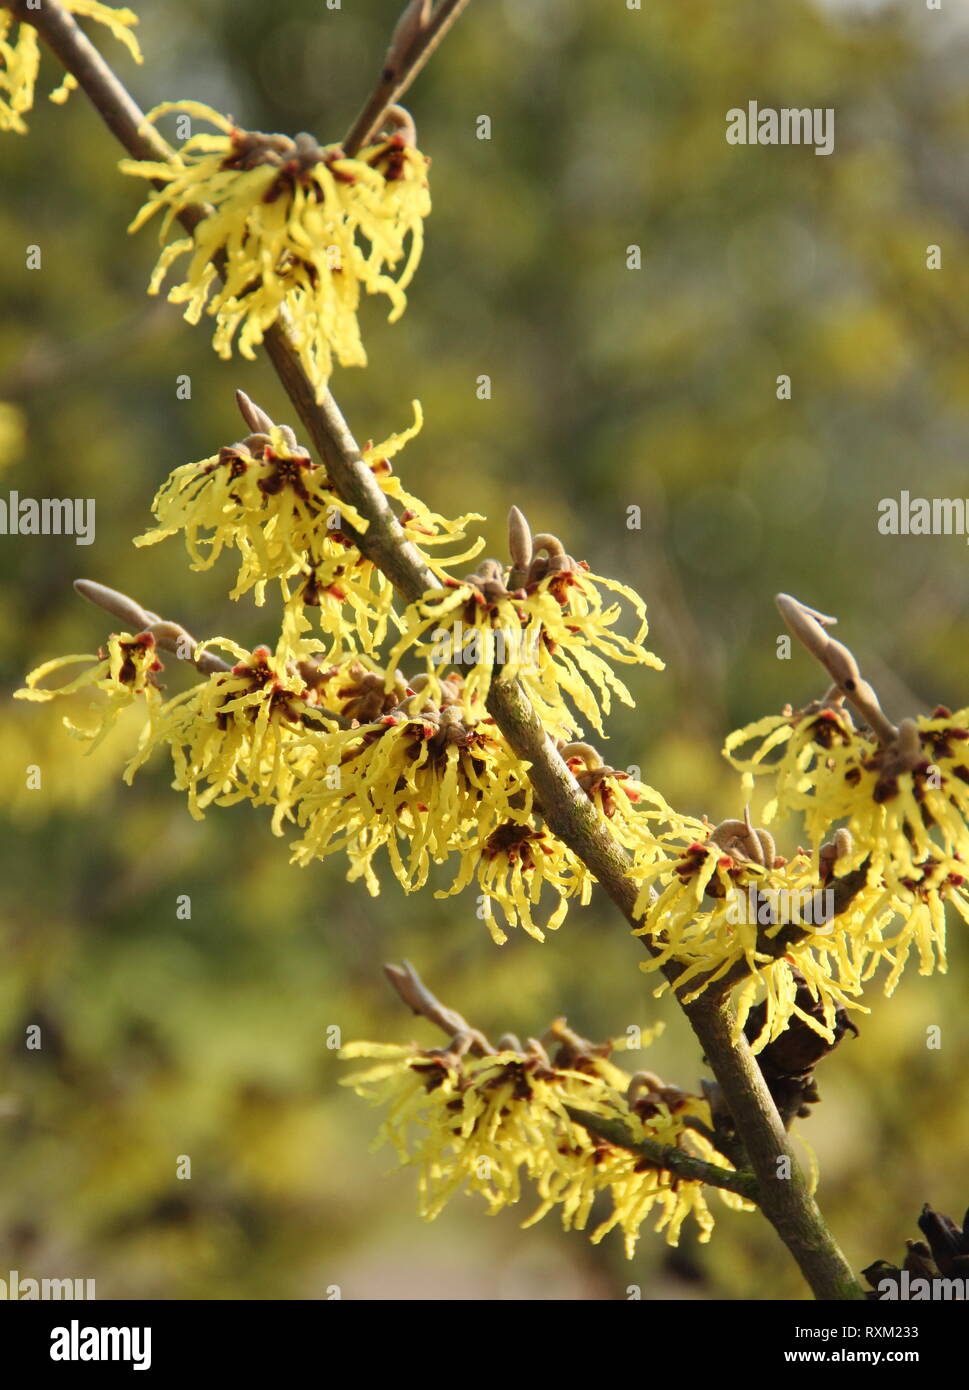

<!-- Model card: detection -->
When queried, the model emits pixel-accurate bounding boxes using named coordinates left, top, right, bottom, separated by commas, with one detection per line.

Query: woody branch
left=384, top=960, right=760, bottom=1204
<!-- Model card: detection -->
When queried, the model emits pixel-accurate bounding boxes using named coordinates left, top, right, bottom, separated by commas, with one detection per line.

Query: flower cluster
left=134, top=403, right=482, bottom=655
left=18, top=615, right=688, bottom=942
left=436, top=752, right=692, bottom=943
left=126, top=638, right=339, bottom=821
left=632, top=822, right=879, bottom=1050
left=285, top=671, right=686, bottom=942
left=16, top=633, right=330, bottom=813
left=722, top=704, right=969, bottom=994
left=121, top=103, right=430, bottom=398
left=726, top=703, right=969, bottom=878
left=289, top=688, right=535, bottom=904
left=1, top=3, right=141, bottom=133
left=340, top=1022, right=750, bottom=1257
left=627, top=698, right=969, bottom=1047
left=386, top=537, right=663, bottom=739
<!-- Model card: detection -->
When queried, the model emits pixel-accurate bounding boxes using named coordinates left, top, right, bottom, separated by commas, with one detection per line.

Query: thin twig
left=776, top=593, right=898, bottom=745
left=74, top=579, right=229, bottom=674
left=384, top=960, right=495, bottom=1055
left=342, top=0, right=474, bottom=156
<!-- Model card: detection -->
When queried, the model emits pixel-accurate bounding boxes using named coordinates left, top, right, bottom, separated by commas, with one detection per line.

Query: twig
left=73, top=579, right=229, bottom=674
left=342, top=0, right=474, bottom=156
left=686, top=993, right=861, bottom=1299
left=383, top=960, right=495, bottom=1055
left=776, top=593, right=898, bottom=745
left=261, top=322, right=436, bottom=601
left=562, top=1107, right=759, bottom=1203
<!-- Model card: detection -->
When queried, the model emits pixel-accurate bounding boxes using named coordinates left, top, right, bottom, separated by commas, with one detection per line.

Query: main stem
left=686, top=997, right=861, bottom=1300
left=10, top=0, right=863, bottom=1300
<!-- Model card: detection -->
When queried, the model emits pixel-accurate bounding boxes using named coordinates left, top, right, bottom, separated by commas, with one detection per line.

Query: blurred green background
left=2, top=0, right=969, bottom=1300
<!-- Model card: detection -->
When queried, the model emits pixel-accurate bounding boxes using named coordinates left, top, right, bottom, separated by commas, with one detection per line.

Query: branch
left=383, top=959, right=496, bottom=1055
left=563, top=1107, right=759, bottom=1204
left=10, top=0, right=171, bottom=161
left=73, top=578, right=229, bottom=675
left=261, top=323, right=436, bottom=602
left=776, top=593, right=898, bottom=745
left=16, top=0, right=863, bottom=1300
left=686, top=994, right=862, bottom=1299
left=484, top=679, right=642, bottom=915
left=383, top=961, right=759, bottom=1204
left=342, top=0, right=474, bottom=156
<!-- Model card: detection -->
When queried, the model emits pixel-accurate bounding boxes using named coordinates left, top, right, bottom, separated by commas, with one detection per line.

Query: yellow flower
left=136, top=423, right=365, bottom=579
left=289, top=690, right=533, bottom=897
left=634, top=833, right=865, bottom=1043
left=121, top=103, right=430, bottom=398
left=439, top=819, right=591, bottom=943
left=633, top=793, right=969, bottom=1045
left=122, top=638, right=336, bottom=822
left=340, top=1030, right=749, bottom=1257
left=19, top=632, right=561, bottom=910
left=1, top=3, right=140, bottom=133
left=839, top=852, right=966, bottom=998
left=386, top=552, right=662, bottom=739
left=134, top=403, right=482, bottom=655
left=286, top=675, right=689, bottom=936
left=562, top=745, right=698, bottom=854
left=433, top=745, right=692, bottom=943
left=725, top=704, right=969, bottom=868
left=15, top=632, right=163, bottom=749
left=20, top=628, right=340, bottom=823
left=525, top=562, right=663, bottom=735
left=0, top=12, right=38, bottom=135
left=722, top=703, right=969, bottom=997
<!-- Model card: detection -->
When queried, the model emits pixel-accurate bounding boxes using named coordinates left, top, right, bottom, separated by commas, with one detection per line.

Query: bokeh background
left=2, top=0, right=969, bottom=1300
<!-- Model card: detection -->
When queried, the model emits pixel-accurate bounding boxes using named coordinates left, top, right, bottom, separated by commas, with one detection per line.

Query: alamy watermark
left=50, top=1319, right=151, bottom=1371
left=0, top=1269, right=95, bottom=1299
left=878, top=491, right=969, bottom=541
left=0, top=491, right=95, bottom=545
left=430, top=623, right=541, bottom=670
left=725, top=885, right=835, bottom=935
left=726, top=102, right=834, bottom=156
left=877, top=1271, right=969, bottom=1300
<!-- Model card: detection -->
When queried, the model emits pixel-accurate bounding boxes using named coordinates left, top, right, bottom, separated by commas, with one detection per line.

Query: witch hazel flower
left=340, top=996, right=750, bottom=1259
left=134, top=393, right=482, bottom=656
left=386, top=507, right=663, bottom=739
left=120, top=102, right=430, bottom=398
